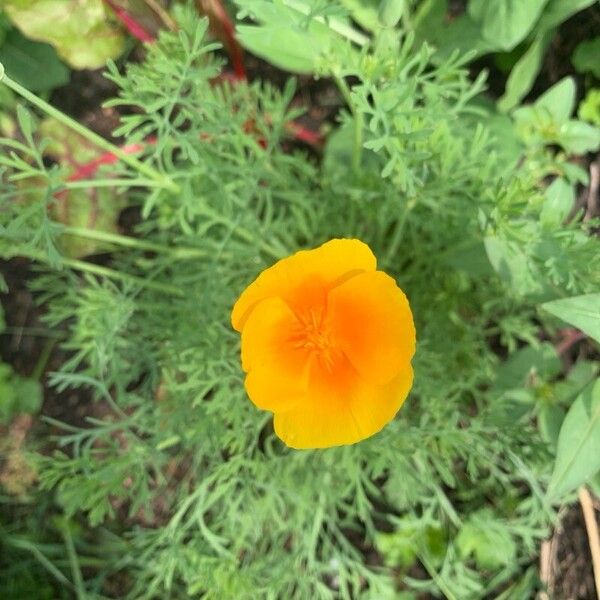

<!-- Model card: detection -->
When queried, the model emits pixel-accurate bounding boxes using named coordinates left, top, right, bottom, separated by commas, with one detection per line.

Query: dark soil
left=547, top=504, right=598, bottom=600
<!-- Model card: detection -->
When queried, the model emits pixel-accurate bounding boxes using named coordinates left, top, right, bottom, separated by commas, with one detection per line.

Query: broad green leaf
left=572, top=37, right=600, bottom=78
left=512, top=78, right=600, bottom=152
left=493, top=342, right=561, bottom=394
left=538, top=404, right=565, bottom=448
left=541, top=177, right=574, bottom=227
left=557, top=120, right=600, bottom=154
left=542, top=295, right=600, bottom=344
left=0, top=28, right=69, bottom=92
left=498, top=30, right=553, bottom=112
left=236, top=25, right=324, bottom=73
left=468, top=0, right=549, bottom=51
left=413, top=0, right=495, bottom=61
left=235, top=0, right=356, bottom=73
left=537, top=0, right=597, bottom=31
left=535, top=76, right=575, bottom=122
left=4, top=0, right=125, bottom=69
left=548, top=378, right=600, bottom=499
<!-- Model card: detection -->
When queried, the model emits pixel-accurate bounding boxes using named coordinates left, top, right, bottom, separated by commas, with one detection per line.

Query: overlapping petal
left=231, top=238, right=376, bottom=331
left=273, top=356, right=414, bottom=449
left=240, top=296, right=310, bottom=412
left=232, top=238, right=416, bottom=449
left=328, top=270, right=416, bottom=385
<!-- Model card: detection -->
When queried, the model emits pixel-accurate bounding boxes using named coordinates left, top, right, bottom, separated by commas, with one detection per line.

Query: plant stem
left=61, top=525, right=86, bottom=600
left=63, top=178, right=172, bottom=190
left=333, top=73, right=363, bottom=173
left=31, top=338, right=57, bottom=380
left=384, top=202, right=413, bottom=265
left=26, top=249, right=183, bottom=296
left=63, top=258, right=184, bottom=296
left=62, top=226, right=208, bottom=259
left=0, top=65, right=179, bottom=193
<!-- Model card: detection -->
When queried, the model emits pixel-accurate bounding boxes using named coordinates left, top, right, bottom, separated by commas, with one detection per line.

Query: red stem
left=103, top=0, right=155, bottom=43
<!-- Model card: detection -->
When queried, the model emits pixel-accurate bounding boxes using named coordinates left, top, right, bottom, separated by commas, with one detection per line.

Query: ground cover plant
left=1, top=1, right=600, bottom=598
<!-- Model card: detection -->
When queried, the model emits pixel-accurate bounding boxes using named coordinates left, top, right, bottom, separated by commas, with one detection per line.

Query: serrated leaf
left=542, top=295, right=600, bottom=344
left=548, top=378, right=600, bottom=499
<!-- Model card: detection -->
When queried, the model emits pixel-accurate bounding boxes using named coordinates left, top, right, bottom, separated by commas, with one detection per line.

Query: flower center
left=291, top=307, right=338, bottom=372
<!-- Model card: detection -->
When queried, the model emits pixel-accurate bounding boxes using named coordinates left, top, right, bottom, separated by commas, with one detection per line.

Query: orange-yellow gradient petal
left=240, top=296, right=310, bottom=412
left=274, top=357, right=414, bottom=449
left=232, top=238, right=416, bottom=450
left=328, top=271, right=416, bottom=385
left=231, top=238, right=376, bottom=331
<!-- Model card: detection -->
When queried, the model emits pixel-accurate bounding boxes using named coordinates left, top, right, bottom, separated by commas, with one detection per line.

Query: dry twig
left=579, top=486, right=600, bottom=599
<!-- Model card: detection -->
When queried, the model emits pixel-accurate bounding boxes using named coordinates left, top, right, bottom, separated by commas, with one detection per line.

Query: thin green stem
left=333, top=73, right=363, bottom=173
left=62, top=226, right=207, bottom=259
left=62, top=258, right=183, bottom=296
left=0, top=326, right=65, bottom=339
left=61, top=525, right=86, bottom=600
left=384, top=202, right=413, bottom=265
left=26, top=249, right=183, bottom=296
left=62, top=178, right=172, bottom=190
left=353, top=111, right=364, bottom=173
left=31, top=338, right=57, bottom=380
left=418, top=552, right=458, bottom=600
left=0, top=65, right=179, bottom=193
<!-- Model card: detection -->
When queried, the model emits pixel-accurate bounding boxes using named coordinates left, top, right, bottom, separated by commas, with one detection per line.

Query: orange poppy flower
left=231, top=239, right=416, bottom=449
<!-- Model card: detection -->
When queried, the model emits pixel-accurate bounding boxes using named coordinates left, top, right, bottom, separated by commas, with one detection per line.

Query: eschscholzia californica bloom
left=231, top=239, right=416, bottom=449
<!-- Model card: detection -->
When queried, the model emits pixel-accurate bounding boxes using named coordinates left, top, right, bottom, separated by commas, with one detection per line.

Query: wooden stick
left=579, top=486, right=600, bottom=599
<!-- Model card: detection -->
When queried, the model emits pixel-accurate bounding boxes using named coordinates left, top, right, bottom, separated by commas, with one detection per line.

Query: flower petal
left=241, top=296, right=310, bottom=412
left=231, top=238, right=376, bottom=331
left=273, top=355, right=413, bottom=449
left=328, top=270, right=415, bottom=386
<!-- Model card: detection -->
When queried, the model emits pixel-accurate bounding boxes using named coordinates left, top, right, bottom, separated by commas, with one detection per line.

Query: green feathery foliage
left=1, top=3, right=599, bottom=598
